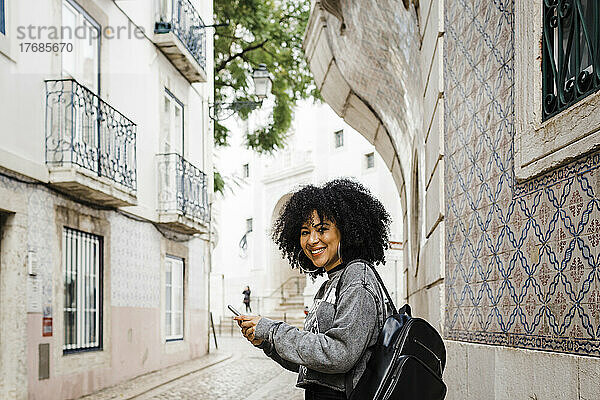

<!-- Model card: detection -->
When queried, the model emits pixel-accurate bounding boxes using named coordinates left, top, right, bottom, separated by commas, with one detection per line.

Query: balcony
left=154, top=0, right=207, bottom=83
left=45, top=79, right=137, bottom=207
left=156, top=153, right=209, bottom=234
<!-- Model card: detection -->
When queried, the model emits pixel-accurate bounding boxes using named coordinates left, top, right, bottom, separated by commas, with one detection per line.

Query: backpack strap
left=333, top=259, right=399, bottom=399
left=335, top=259, right=398, bottom=315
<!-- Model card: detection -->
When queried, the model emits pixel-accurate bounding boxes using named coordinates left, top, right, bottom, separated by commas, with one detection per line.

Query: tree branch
left=216, top=39, right=268, bottom=73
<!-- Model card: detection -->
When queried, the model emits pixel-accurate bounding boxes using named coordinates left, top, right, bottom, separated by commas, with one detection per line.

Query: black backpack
left=336, top=261, right=447, bottom=400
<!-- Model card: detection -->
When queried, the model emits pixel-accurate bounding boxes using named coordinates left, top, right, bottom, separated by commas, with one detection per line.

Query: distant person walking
left=242, top=286, right=252, bottom=313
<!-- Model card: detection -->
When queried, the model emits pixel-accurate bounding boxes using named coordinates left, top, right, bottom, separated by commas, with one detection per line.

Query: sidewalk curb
left=129, top=353, right=233, bottom=399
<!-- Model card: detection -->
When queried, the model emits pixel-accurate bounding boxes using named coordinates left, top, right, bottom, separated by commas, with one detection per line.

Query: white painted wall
left=211, top=100, right=404, bottom=323
left=0, top=0, right=214, bottom=219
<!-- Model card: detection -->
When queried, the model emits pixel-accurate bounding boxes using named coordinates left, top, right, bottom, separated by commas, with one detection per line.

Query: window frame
left=365, top=152, right=375, bottom=169
left=515, top=1, right=600, bottom=180
left=62, top=227, right=103, bottom=354
left=541, top=1, right=600, bottom=121
left=62, top=0, right=101, bottom=95
left=334, top=129, right=344, bottom=148
left=0, top=0, right=5, bottom=35
left=161, top=88, right=185, bottom=155
left=246, top=218, right=253, bottom=233
left=242, top=163, right=249, bottom=178
left=165, top=255, right=184, bottom=342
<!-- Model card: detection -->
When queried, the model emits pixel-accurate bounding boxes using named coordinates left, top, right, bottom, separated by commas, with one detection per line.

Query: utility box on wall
left=39, top=343, right=49, bottom=380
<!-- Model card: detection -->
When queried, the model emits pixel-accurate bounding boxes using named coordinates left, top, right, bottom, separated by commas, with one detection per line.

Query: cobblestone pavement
left=134, top=335, right=304, bottom=400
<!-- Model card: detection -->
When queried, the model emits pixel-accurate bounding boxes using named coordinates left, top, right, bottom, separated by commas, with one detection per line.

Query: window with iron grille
left=246, top=218, right=253, bottom=233
left=165, top=256, right=184, bottom=341
left=0, top=0, right=5, bottom=35
left=334, top=130, right=344, bottom=148
left=63, top=227, right=102, bottom=353
left=542, top=0, right=600, bottom=120
left=242, top=163, right=249, bottom=178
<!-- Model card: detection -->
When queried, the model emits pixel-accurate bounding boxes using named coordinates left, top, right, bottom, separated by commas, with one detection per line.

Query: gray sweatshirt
left=254, top=260, right=390, bottom=393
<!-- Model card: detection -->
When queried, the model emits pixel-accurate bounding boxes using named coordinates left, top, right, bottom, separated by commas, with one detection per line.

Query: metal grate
left=63, top=228, right=102, bottom=352
left=157, top=153, right=209, bottom=223
left=155, top=0, right=206, bottom=69
left=542, top=0, right=600, bottom=120
left=45, top=79, right=138, bottom=192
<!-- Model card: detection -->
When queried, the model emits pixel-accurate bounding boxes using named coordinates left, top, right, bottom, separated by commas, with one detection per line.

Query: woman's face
left=300, top=210, right=342, bottom=271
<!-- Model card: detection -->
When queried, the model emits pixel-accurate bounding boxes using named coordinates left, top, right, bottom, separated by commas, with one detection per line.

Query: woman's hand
left=234, top=315, right=263, bottom=346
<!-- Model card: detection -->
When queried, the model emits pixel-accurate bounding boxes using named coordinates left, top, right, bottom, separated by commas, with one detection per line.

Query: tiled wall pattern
left=444, top=0, right=600, bottom=356
left=110, top=213, right=161, bottom=308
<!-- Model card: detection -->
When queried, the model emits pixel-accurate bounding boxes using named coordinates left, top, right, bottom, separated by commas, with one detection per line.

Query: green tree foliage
left=213, top=0, right=318, bottom=193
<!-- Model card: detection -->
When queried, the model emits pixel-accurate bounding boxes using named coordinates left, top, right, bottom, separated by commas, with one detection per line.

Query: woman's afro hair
left=272, top=178, right=391, bottom=278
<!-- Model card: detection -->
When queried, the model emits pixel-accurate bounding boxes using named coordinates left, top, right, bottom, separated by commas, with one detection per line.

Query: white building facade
left=0, top=0, right=214, bottom=398
left=211, top=101, right=404, bottom=327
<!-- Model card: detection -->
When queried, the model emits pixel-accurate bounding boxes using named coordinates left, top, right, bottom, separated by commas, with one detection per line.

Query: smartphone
left=228, top=304, right=242, bottom=316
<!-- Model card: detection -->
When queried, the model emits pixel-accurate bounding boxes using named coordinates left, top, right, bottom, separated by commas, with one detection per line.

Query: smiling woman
left=235, top=178, right=392, bottom=400
left=300, top=211, right=342, bottom=272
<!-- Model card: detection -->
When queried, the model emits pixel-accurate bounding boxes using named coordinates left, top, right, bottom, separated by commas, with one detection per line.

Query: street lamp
left=209, top=64, right=273, bottom=121
left=252, top=64, right=272, bottom=101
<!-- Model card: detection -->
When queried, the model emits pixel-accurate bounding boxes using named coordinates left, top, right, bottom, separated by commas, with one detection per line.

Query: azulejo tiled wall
left=444, top=0, right=600, bottom=356
left=110, top=213, right=162, bottom=308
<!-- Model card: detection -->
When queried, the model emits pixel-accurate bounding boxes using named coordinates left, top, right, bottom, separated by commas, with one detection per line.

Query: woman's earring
left=296, top=248, right=319, bottom=274
left=337, top=243, right=342, bottom=261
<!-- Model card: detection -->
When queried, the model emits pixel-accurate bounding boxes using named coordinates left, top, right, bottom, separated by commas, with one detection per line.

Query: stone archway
left=303, top=2, right=426, bottom=312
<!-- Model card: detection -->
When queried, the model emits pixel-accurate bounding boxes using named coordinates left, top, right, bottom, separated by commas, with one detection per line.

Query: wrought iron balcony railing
left=542, top=0, right=600, bottom=120
left=45, top=79, right=137, bottom=192
left=157, top=153, right=209, bottom=224
left=155, top=0, right=206, bottom=70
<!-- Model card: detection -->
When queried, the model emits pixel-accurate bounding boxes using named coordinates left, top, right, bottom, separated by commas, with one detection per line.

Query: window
left=242, top=163, right=249, bottom=178
left=334, top=130, right=344, bottom=148
left=246, top=218, right=253, bottom=233
left=515, top=1, right=600, bottom=180
left=542, top=1, right=600, bottom=120
left=62, top=0, right=100, bottom=93
left=365, top=152, right=375, bottom=169
left=63, top=227, right=102, bottom=352
left=165, top=256, right=184, bottom=341
left=160, top=89, right=184, bottom=154
left=0, top=0, right=5, bottom=35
